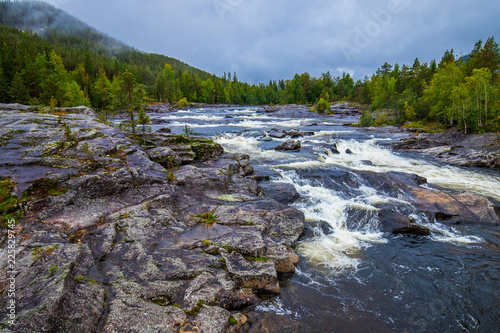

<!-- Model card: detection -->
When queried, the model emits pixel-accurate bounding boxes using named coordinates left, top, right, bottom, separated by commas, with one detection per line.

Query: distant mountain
left=0, top=0, right=125, bottom=49
left=0, top=0, right=209, bottom=76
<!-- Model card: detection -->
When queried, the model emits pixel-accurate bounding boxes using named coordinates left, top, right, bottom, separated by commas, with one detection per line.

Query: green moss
left=27, top=178, right=67, bottom=199
left=161, top=134, right=191, bottom=145
left=47, top=187, right=68, bottom=196
left=150, top=295, right=172, bottom=306
left=248, top=256, right=269, bottom=262
left=193, top=211, right=217, bottom=224
left=221, top=245, right=233, bottom=252
left=216, top=194, right=242, bottom=202
left=75, top=275, right=98, bottom=284
left=191, top=141, right=223, bottom=161
left=32, top=245, right=59, bottom=262
left=75, top=275, right=86, bottom=283
left=167, top=171, right=177, bottom=182
left=185, top=300, right=206, bottom=316
left=229, top=316, right=238, bottom=325
left=0, top=177, right=23, bottom=227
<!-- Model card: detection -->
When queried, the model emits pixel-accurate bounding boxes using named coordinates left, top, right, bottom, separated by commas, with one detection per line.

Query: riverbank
left=2, top=103, right=499, bottom=332
left=0, top=104, right=307, bottom=332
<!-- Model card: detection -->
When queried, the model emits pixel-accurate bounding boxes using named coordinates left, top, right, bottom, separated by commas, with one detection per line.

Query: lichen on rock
left=0, top=104, right=305, bottom=333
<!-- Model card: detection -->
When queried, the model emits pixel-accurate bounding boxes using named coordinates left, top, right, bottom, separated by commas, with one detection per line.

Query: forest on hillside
left=0, top=1, right=499, bottom=133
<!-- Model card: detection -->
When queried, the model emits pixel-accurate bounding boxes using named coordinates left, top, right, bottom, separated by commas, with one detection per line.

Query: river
left=149, top=106, right=500, bottom=333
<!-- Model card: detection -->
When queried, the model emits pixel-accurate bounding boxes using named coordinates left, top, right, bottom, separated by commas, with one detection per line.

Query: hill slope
left=0, top=0, right=209, bottom=76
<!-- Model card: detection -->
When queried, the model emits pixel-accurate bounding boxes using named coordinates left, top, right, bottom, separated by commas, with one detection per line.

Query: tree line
left=358, top=37, right=500, bottom=133
left=1, top=11, right=499, bottom=133
left=0, top=21, right=362, bottom=110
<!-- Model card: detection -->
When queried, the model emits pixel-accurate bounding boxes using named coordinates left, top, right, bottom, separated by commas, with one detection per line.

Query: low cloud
left=45, top=0, right=499, bottom=83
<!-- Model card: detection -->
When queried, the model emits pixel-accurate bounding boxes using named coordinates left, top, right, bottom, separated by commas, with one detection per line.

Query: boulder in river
left=284, top=129, right=315, bottom=138
left=378, top=210, right=431, bottom=235
left=353, top=171, right=500, bottom=227
left=268, top=129, right=287, bottom=138
left=392, top=133, right=500, bottom=168
left=275, top=140, right=301, bottom=151
left=151, top=118, right=169, bottom=125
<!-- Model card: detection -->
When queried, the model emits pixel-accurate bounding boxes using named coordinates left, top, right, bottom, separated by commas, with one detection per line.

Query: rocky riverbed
left=0, top=105, right=307, bottom=332
left=391, top=132, right=500, bottom=168
left=1, top=104, right=500, bottom=333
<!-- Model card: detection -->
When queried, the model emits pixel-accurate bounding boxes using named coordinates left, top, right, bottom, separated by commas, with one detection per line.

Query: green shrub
left=316, top=98, right=331, bottom=113
left=359, top=110, right=375, bottom=127
left=178, top=98, right=189, bottom=109
left=374, top=111, right=391, bottom=126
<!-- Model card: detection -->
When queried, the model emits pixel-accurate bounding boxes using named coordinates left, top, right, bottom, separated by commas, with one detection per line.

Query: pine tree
left=466, top=37, right=500, bottom=77
left=439, top=49, right=456, bottom=68
left=0, top=66, right=7, bottom=103
left=137, top=107, right=150, bottom=142
left=94, top=66, right=111, bottom=119
left=9, top=72, right=29, bottom=103
left=120, top=69, right=137, bottom=134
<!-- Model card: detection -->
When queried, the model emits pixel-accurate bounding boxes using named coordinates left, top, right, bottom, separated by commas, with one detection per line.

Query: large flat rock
left=0, top=105, right=305, bottom=332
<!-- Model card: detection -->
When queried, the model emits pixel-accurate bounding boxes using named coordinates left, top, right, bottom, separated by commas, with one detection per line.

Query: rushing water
left=151, top=106, right=500, bottom=333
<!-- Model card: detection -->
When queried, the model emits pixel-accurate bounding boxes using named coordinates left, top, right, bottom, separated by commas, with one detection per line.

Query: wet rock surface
left=274, top=140, right=301, bottom=151
left=392, top=133, right=500, bottom=168
left=352, top=171, right=500, bottom=229
left=0, top=106, right=305, bottom=332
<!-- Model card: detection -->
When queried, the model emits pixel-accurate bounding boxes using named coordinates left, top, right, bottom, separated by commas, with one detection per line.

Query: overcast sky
left=43, top=0, right=499, bottom=83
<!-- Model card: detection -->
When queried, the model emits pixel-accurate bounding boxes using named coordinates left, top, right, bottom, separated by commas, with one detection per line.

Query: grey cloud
left=46, top=0, right=499, bottom=83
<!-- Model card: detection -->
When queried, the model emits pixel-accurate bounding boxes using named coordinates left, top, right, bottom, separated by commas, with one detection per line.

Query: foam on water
left=230, top=118, right=315, bottom=129
left=185, top=108, right=492, bottom=275
left=424, top=223, right=483, bottom=244
left=311, top=130, right=355, bottom=138
left=169, top=122, right=223, bottom=128
left=323, top=139, right=500, bottom=202
left=161, top=114, right=225, bottom=121
left=215, top=133, right=306, bottom=163
left=276, top=170, right=387, bottom=274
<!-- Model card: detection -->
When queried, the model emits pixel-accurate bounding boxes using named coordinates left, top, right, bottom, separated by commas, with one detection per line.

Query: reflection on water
left=151, top=107, right=500, bottom=332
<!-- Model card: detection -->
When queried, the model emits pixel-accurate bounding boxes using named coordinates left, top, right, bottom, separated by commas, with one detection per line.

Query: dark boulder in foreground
left=0, top=105, right=305, bottom=333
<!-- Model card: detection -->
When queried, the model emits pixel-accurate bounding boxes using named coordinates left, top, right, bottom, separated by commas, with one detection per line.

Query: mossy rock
left=147, top=147, right=182, bottom=169
left=191, top=141, right=224, bottom=161
left=0, top=177, right=23, bottom=227
left=26, top=177, right=68, bottom=199
left=160, top=134, right=192, bottom=146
